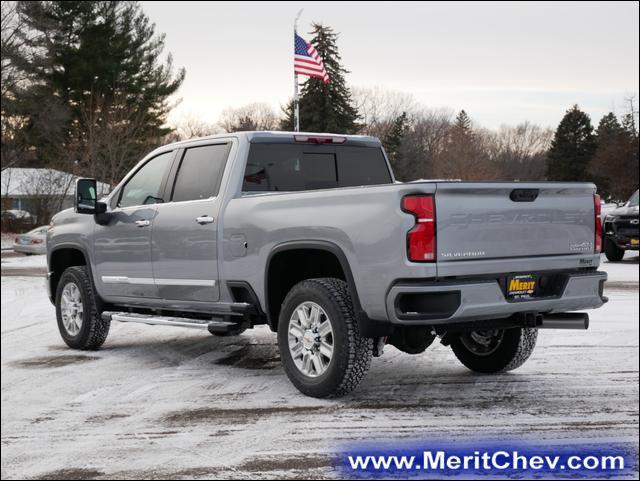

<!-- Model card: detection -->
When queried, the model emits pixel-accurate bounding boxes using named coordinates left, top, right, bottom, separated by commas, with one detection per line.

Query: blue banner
left=338, top=439, right=637, bottom=479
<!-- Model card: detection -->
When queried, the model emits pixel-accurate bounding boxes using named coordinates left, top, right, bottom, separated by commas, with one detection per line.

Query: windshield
left=627, top=190, right=639, bottom=207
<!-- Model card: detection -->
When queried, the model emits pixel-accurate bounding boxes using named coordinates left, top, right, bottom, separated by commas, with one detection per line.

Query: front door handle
left=135, top=219, right=150, bottom=227
left=195, top=215, right=214, bottom=224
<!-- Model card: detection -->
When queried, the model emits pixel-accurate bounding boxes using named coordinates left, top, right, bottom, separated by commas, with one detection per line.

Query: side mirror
left=75, top=178, right=107, bottom=214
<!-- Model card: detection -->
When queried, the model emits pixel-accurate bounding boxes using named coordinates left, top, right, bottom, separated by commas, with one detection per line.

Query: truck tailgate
left=434, top=183, right=597, bottom=267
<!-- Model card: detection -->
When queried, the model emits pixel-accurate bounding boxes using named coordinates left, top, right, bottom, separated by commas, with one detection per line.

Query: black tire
left=55, top=266, right=110, bottom=350
left=277, top=278, right=373, bottom=398
left=604, top=238, right=625, bottom=262
left=450, top=327, right=537, bottom=373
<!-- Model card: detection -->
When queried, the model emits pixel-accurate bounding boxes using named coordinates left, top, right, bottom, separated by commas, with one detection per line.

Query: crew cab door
left=94, top=150, right=176, bottom=298
left=150, top=141, right=232, bottom=303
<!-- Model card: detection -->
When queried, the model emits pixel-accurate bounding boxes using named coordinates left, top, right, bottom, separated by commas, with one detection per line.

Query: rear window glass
left=243, top=144, right=391, bottom=192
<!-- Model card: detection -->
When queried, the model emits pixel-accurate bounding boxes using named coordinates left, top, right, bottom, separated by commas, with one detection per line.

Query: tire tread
left=57, top=266, right=110, bottom=350
left=503, top=327, right=537, bottom=372
left=279, top=278, right=373, bottom=398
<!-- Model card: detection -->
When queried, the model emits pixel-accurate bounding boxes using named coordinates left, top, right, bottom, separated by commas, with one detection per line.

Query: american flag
left=294, top=33, right=329, bottom=84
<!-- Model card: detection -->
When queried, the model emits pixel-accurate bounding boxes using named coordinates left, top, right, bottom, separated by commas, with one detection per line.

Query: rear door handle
left=195, top=215, right=214, bottom=224
left=135, top=219, right=150, bottom=227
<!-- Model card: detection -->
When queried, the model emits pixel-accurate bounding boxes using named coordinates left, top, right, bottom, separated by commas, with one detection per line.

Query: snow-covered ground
left=1, top=254, right=638, bottom=479
left=600, top=251, right=640, bottom=285
left=1, top=252, right=47, bottom=268
left=1, top=233, right=16, bottom=250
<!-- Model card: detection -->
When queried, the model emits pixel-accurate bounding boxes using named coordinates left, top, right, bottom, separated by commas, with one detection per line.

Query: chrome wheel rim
left=460, top=329, right=504, bottom=356
left=288, top=301, right=334, bottom=378
left=60, top=282, right=83, bottom=336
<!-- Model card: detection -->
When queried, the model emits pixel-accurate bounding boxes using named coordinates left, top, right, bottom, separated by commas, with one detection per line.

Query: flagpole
left=293, top=9, right=303, bottom=132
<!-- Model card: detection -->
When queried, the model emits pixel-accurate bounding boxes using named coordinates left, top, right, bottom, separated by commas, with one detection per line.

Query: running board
left=102, top=311, right=239, bottom=334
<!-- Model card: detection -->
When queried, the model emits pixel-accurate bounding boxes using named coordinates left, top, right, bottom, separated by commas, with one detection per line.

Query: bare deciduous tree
left=168, top=116, right=221, bottom=141
left=397, top=108, right=453, bottom=180
left=482, top=122, right=553, bottom=180
left=218, top=102, right=279, bottom=132
left=23, top=169, right=75, bottom=224
left=67, top=90, right=169, bottom=186
left=353, top=86, right=418, bottom=139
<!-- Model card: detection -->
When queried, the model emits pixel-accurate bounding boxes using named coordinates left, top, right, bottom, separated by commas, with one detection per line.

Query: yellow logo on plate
left=509, top=279, right=536, bottom=292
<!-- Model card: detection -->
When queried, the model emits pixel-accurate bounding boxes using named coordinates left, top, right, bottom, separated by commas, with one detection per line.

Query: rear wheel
left=450, top=327, right=537, bottom=373
left=604, top=238, right=625, bottom=262
left=55, top=266, right=110, bottom=350
left=277, top=278, right=373, bottom=398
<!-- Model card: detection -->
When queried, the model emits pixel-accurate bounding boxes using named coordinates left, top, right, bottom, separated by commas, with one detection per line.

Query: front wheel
left=450, top=327, right=537, bottom=373
left=55, top=266, right=110, bottom=350
left=277, top=278, right=373, bottom=398
left=604, top=238, right=625, bottom=262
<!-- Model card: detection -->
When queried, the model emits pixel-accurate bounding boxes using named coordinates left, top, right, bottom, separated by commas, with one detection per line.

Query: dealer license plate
left=507, top=274, right=537, bottom=300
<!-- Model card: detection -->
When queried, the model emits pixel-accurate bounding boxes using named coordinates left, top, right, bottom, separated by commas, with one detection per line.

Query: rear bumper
left=385, top=271, right=607, bottom=325
left=606, top=234, right=639, bottom=250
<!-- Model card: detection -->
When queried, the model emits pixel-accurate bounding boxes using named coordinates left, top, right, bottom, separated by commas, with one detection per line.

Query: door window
left=171, top=143, right=231, bottom=202
left=118, top=151, right=174, bottom=208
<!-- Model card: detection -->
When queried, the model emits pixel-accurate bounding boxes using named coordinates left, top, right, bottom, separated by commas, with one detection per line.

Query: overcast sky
left=143, top=1, right=639, bottom=129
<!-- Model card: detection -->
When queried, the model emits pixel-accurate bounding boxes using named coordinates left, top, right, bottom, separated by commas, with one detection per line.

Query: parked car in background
left=600, top=200, right=619, bottom=223
left=1, top=209, right=34, bottom=232
left=602, top=190, right=639, bottom=262
left=13, top=226, right=48, bottom=255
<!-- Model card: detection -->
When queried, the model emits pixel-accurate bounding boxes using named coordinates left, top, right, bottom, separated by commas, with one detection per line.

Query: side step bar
left=102, top=311, right=240, bottom=334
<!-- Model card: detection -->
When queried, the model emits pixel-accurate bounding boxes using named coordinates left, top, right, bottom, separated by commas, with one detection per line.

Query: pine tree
left=382, top=112, right=408, bottom=167
left=546, top=105, right=596, bottom=181
left=587, top=113, right=623, bottom=196
left=453, top=110, right=473, bottom=136
left=621, top=98, right=639, bottom=198
left=280, top=23, right=359, bottom=133
left=588, top=105, right=639, bottom=200
left=11, top=1, right=184, bottom=178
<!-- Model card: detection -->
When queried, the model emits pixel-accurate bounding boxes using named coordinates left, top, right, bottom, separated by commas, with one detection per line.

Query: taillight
left=31, top=239, right=43, bottom=244
left=402, top=195, right=436, bottom=262
left=594, top=194, right=602, bottom=253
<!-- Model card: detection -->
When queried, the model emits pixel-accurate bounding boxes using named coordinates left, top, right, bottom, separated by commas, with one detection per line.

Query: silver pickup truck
left=47, top=131, right=608, bottom=398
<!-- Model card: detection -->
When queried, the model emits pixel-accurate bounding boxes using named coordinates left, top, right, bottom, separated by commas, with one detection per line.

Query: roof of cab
left=161, top=131, right=382, bottom=150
